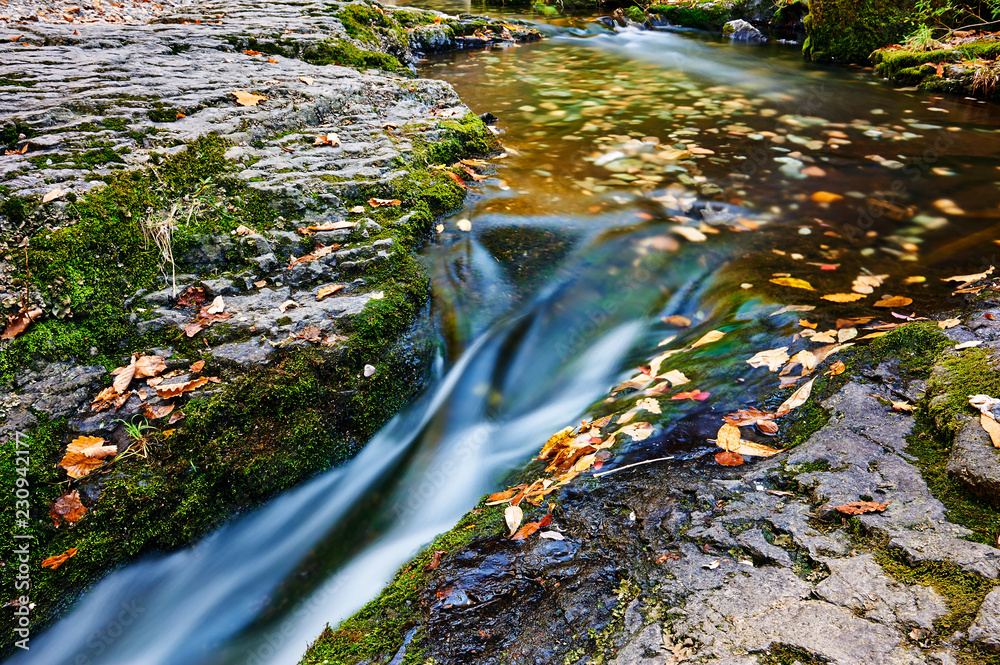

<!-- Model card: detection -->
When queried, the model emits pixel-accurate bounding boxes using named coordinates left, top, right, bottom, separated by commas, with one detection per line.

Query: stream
left=12, top=9, right=1000, bottom=665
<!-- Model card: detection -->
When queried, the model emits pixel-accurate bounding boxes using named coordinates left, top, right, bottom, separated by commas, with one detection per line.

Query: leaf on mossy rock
left=50, top=490, right=86, bottom=527
left=142, top=403, right=175, bottom=420
left=41, top=547, right=78, bottom=570
left=59, top=436, right=117, bottom=478
left=775, top=377, right=816, bottom=417
left=833, top=501, right=889, bottom=515
left=1, top=306, right=43, bottom=339
left=511, top=510, right=553, bottom=541
left=690, top=330, right=725, bottom=349
left=134, top=354, right=166, bottom=379
left=155, top=376, right=210, bottom=399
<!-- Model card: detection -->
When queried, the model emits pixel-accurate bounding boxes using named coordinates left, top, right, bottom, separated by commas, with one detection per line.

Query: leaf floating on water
left=662, top=315, right=691, bottom=327
left=457, top=219, right=472, bottom=232
left=775, top=377, right=816, bottom=417
left=811, top=191, right=843, bottom=203
left=873, top=296, right=913, bottom=308
left=746, top=347, right=790, bottom=372
left=852, top=274, right=887, bottom=294
left=656, top=369, right=689, bottom=387
left=942, top=266, right=994, bottom=290
left=771, top=305, right=816, bottom=316
left=618, top=422, right=654, bottom=441
left=232, top=90, right=266, bottom=107
left=41, top=547, right=78, bottom=570
left=672, top=225, right=707, bottom=242
left=690, top=330, right=725, bottom=349
left=770, top=277, right=815, bottom=291
left=822, top=293, right=867, bottom=302
left=672, top=390, right=711, bottom=401
left=833, top=501, right=889, bottom=515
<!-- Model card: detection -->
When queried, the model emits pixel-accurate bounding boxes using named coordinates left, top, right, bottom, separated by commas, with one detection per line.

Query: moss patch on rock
left=803, top=0, right=915, bottom=63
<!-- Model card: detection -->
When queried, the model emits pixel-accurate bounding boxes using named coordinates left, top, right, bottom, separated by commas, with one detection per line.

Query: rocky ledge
left=0, top=0, right=539, bottom=652
left=303, top=296, right=1000, bottom=665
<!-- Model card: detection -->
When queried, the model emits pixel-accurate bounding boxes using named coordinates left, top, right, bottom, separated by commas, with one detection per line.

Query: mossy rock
left=803, top=0, right=916, bottom=63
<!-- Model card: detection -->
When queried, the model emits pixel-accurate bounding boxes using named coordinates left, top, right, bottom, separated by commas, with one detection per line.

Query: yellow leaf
left=872, top=296, right=913, bottom=308
left=690, top=330, right=725, bottom=349
left=656, top=369, right=689, bottom=387
left=942, top=266, right=994, bottom=290
left=746, top=347, right=790, bottom=372
left=851, top=274, right=887, bottom=294
left=938, top=318, right=961, bottom=330
left=770, top=277, right=815, bottom=291
left=317, top=284, right=346, bottom=301
left=715, top=423, right=741, bottom=452
left=827, top=360, right=846, bottom=376
left=811, top=191, right=843, bottom=203
left=672, top=225, right=707, bottom=242
left=775, top=377, right=816, bottom=417
left=822, top=293, right=866, bottom=302
left=232, top=90, right=266, bottom=107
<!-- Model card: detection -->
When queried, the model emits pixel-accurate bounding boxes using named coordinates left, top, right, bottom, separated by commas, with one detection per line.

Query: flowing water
left=12, top=11, right=1000, bottom=665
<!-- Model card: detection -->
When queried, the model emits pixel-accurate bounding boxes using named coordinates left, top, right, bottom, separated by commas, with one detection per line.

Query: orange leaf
left=873, top=296, right=913, bottom=308
left=155, top=376, right=210, bottom=399
left=41, top=547, right=78, bottom=570
left=1, top=306, right=43, bottom=340
left=833, top=501, right=889, bottom=515
left=134, top=354, right=166, bottom=379
left=231, top=90, right=266, bottom=107
left=142, top=403, right=175, bottom=420
left=446, top=171, right=467, bottom=189
left=317, top=284, right=346, bottom=300
left=367, top=197, right=401, bottom=207
left=672, top=390, right=710, bottom=401
left=189, top=360, right=205, bottom=373
left=715, top=451, right=744, bottom=466
left=50, top=491, right=86, bottom=526
left=822, top=293, right=866, bottom=303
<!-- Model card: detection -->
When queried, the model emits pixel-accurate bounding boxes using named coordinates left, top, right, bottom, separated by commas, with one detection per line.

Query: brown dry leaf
left=167, top=410, right=186, bottom=425
left=183, top=321, right=205, bottom=338
left=288, top=244, right=337, bottom=268
left=833, top=501, right=889, bottom=515
left=770, top=277, right=815, bottom=291
left=42, top=187, right=65, bottom=203
left=873, top=296, right=913, bottom=308
left=662, top=315, right=691, bottom=327
left=981, top=413, right=1000, bottom=448
left=232, top=90, right=266, bottom=106
left=775, top=377, right=816, bottom=417
left=511, top=511, right=553, bottom=541
left=938, top=318, right=961, bottom=330
left=690, top=330, right=725, bottom=349
left=155, top=376, right=210, bottom=399
left=134, top=354, right=166, bottom=379
left=314, top=134, right=341, bottom=147
left=892, top=401, right=914, bottom=413
left=446, top=171, right=467, bottom=189
left=41, top=547, right=78, bottom=570
left=715, top=451, right=744, bottom=466
left=299, top=76, right=315, bottom=85
left=242, top=49, right=261, bottom=56
left=828, top=360, right=847, bottom=376
left=724, top=407, right=777, bottom=435
left=942, top=266, right=994, bottom=290
left=142, top=403, right=175, bottom=420
left=189, top=360, right=205, bottom=373
left=111, top=357, right=136, bottom=394
left=91, top=386, right=117, bottom=411
left=822, top=293, right=867, bottom=302
left=317, top=284, right=346, bottom=301
left=1, top=306, right=43, bottom=339
left=59, top=436, right=117, bottom=478
left=206, top=296, right=225, bottom=314
left=424, top=550, right=446, bottom=571
left=50, top=490, right=86, bottom=526
left=299, top=221, right=356, bottom=234
left=367, top=197, right=402, bottom=207
left=746, top=347, right=790, bottom=372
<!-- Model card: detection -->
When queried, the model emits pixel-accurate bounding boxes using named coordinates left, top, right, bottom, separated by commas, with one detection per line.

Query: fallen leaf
left=746, top=347, right=790, bottom=372
left=690, top=330, right=725, bottom=349
left=822, top=293, right=867, bottom=302
left=1, top=306, right=43, bottom=339
left=155, top=376, right=210, bottom=399
left=242, top=49, right=261, bottom=56
left=724, top=407, right=777, bottom=434
left=833, top=501, right=889, bottom=515
left=775, top=377, right=816, bottom=417
left=505, top=504, right=523, bottom=537
left=59, top=436, right=117, bottom=478
left=663, top=315, right=691, bottom=327
left=278, top=300, right=299, bottom=313
left=424, top=550, right=446, bottom=571
left=771, top=305, right=816, bottom=316
left=811, top=191, right=843, bottom=203
left=799, top=319, right=818, bottom=329
left=446, top=171, right=467, bottom=189
left=142, top=403, right=175, bottom=420
left=981, top=413, right=1000, bottom=448
left=539, top=531, right=565, bottom=540
left=457, top=219, right=472, bottom=232
left=167, top=411, right=186, bottom=425
left=942, top=266, right=993, bottom=290
left=656, top=369, right=689, bottom=387
left=190, top=360, right=205, bottom=373
left=770, top=277, right=815, bottom=291
left=828, top=360, right=846, bottom=376
left=206, top=296, right=225, bottom=314
left=134, top=354, right=166, bottom=379
left=299, top=76, right=314, bottom=85
left=288, top=244, right=338, bottom=268
left=852, top=274, right=887, bottom=294
left=873, top=296, right=913, bottom=308
left=42, top=187, right=65, bottom=203
left=41, top=547, right=78, bottom=570
left=892, top=401, right=914, bottom=413
left=232, top=90, right=266, bottom=106
left=672, top=225, right=707, bottom=242
left=955, top=340, right=981, bottom=350
left=715, top=423, right=741, bottom=451
left=715, top=451, right=744, bottom=466
left=298, top=221, right=356, bottom=234
left=938, top=318, right=961, bottom=330
left=111, top=356, right=136, bottom=394
left=50, top=491, right=86, bottom=526
left=672, top=390, right=711, bottom=401
left=314, top=134, right=341, bottom=147
left=317, top=284, right=346, bottom=300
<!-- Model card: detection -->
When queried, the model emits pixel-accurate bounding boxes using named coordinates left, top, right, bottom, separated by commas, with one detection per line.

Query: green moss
left=871, top=40, right=1000, bottom=92
left=302, top=38, right=408, bottom=75
left=648, top=1, right=732, bottom=30
left=300, top=498, right=508, bottom=665
left=390, top=8, right=438, bottom=28
left=803, top=0, right=915, bottom=63
left=624, top=6, right=648, bottom=22
left=101, top=117, right=128, bottom=132
left=925, top=346, right=1000, bottom=437
left=757, top=644, right=828, bottom=664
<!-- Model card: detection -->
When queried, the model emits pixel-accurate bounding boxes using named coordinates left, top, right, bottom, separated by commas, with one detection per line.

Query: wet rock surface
left=372, top=324, right=1000, bottom=665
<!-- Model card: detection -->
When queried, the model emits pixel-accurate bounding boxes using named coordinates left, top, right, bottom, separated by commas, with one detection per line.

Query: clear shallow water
left=13, top=17, right=1000, bottom=665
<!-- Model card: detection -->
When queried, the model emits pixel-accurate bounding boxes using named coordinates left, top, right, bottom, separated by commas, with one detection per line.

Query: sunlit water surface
left=12, top=14, right=1000, bottom=665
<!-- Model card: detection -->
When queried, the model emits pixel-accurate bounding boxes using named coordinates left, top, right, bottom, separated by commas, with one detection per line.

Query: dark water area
left=11, top=11, right=1000, bottom=665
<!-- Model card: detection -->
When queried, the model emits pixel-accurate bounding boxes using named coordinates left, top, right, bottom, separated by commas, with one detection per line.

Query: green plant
left=113, top=417, right=156, bottom=459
